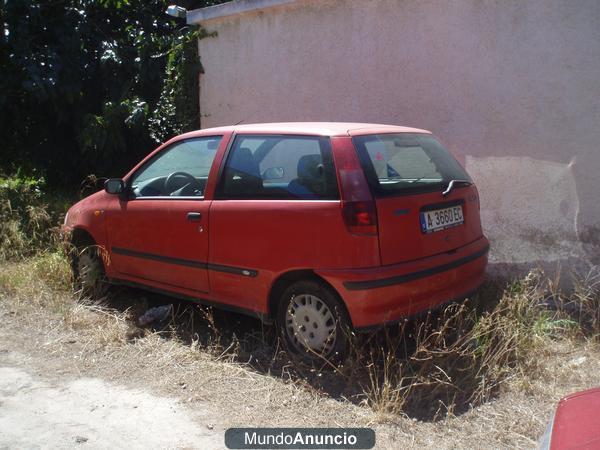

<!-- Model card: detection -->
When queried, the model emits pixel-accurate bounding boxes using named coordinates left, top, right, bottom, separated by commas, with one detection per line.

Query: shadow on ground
left=91, top=279, right=507, bottom=422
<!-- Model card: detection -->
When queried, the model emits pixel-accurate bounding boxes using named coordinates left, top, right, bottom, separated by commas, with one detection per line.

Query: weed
left=32, top=251, right=72, bottom=291
left=557, top=268, right=600, bottom=340
left=360, top=269, right=590, bottom=421
left=0, top=173, right=66, bottom=259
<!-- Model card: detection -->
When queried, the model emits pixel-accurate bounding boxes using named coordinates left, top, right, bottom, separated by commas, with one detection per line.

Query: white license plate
left=420, top=205, right=464, bottom=233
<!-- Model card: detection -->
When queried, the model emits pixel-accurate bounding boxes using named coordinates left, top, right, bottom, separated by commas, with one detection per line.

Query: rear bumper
left=315, top=237, right=489, bottom=329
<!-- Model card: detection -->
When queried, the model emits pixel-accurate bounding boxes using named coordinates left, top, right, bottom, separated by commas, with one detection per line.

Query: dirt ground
left=1, top=265, right=599, bottom=449
left=0, top=362, right=222, bottom=449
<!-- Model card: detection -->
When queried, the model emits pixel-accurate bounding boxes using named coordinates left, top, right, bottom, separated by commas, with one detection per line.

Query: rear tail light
left=342, top=201, right=378, bottom=235
left=331, top=136, right=378, bottom=236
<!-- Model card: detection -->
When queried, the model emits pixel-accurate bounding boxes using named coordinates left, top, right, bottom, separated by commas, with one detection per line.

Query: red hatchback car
left=63, top=122, right=489, bottom=362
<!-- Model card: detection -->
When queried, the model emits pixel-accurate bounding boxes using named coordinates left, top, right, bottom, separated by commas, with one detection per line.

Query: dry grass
left=1, top=254, right=599, bottom=448
left=0, top=204, right=53, bottom=260
left=354, top=268, right=599, bottom=421
left=561, top=269, right=600, bottom=339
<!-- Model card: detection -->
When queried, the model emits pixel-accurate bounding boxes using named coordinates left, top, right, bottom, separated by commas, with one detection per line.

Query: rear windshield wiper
left=442, top=179, right=472, bottom=196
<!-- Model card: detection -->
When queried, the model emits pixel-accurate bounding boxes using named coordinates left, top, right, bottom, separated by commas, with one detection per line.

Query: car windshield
left=352, top=133, right=471, bottom=196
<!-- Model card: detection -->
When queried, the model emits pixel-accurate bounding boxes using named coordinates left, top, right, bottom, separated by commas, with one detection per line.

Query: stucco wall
left=195, top=0, right=600, bottom=269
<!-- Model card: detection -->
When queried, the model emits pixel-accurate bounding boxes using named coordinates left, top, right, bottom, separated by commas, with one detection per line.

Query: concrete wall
left=193, top=0, right=600, bottom=270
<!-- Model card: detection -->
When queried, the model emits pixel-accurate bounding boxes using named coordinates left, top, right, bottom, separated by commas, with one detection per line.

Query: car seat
left=287, top=154, right=325, bottom=199
left=223, top=147, right=263, bottom=197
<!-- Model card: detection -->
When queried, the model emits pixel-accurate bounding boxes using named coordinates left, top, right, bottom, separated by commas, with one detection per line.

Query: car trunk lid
left=351, top=133, right=484, bottom=265
left=374, top=185, right=482, bottom=264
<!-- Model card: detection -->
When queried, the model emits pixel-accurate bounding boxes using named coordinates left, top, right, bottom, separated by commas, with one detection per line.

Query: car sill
left=109, top=277, right=271, bottom=324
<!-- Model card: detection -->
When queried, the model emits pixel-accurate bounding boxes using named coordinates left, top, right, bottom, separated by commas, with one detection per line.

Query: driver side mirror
left=104, top=178, right=125, bottom=195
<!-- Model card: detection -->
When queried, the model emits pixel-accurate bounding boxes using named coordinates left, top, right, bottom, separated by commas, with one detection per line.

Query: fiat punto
left=63, top=123, right=489, bottom=363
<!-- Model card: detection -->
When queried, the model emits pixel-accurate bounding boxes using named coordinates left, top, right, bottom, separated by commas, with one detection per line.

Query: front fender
left=63, top=190, right=110, bottom=248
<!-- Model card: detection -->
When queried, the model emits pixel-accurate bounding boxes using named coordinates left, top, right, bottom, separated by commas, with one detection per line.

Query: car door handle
left=187, top=212, right=202, bottom=222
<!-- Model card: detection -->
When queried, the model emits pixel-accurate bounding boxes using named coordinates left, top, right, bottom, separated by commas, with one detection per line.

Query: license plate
left=420, top=205, right=464, bottom=233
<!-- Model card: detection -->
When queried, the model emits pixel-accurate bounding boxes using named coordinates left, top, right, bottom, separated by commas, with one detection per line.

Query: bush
left=0, top=173, right=55, bottom=259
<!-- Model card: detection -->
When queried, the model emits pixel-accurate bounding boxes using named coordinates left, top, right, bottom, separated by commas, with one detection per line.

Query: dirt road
left=0, top=354, right=223, bottom=449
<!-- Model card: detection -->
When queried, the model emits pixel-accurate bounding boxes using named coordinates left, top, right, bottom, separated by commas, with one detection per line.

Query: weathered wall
left=195, top=0, right=600, bottom=269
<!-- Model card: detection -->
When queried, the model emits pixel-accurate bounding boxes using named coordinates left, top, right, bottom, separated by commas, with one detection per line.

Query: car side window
left=130, top=137, right=222, bottom=198
left=216, top=135, right=339, bottom=200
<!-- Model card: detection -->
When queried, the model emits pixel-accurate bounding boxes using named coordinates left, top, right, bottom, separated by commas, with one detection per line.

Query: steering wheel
left=164, top=171, right=197, bottom=195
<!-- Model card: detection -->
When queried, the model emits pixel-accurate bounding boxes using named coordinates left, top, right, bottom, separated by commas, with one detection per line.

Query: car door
left=105, top=135, right=224, bottom=294
left=208, top=133, right=360, bottom=313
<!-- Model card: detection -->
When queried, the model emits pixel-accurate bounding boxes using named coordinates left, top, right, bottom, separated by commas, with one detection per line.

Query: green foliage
left=0, top=0, right=224, bottom=187
left=0, top=173, right=53, bottom=259
left=78, top=97, right=149, bottom=171
left=149, top=28, right=216, bottom=143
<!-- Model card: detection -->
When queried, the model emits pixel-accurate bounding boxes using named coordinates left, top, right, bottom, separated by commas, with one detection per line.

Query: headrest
left=297, top=154, right=323, bottom=180
left=229, top=147, right=259, bottom=177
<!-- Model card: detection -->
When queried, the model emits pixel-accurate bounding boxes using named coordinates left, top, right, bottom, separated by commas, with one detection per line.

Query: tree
left=0, top=0, right=223, bottom=187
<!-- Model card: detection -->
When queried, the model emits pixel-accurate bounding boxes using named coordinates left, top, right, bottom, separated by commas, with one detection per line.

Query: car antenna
left=234, top=119, right=245, bottom=125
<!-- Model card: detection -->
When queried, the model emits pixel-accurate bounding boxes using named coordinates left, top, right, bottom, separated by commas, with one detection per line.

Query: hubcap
left=285, top=294, right=337, bottom=355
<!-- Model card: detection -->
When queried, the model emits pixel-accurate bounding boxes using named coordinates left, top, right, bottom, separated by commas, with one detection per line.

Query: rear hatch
left=352, top=133, right=484, bottom=265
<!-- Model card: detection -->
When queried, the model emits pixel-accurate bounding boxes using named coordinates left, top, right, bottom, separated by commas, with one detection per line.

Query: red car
left=539, top=387, right=600, bottom=449
left=63, top=122, right=489, bottom=362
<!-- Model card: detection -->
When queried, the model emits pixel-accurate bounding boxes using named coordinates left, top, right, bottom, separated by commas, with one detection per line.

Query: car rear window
left=352, top=133, right=471, bottom=196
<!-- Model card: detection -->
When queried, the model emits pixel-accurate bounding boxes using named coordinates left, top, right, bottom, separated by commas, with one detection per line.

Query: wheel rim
left=285, top=294, right=337, bottom=355
left=77, top=249, right=103, bottom=291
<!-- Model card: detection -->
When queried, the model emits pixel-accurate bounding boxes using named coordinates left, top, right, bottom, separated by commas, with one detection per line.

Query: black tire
left=276, top=279, right=351, bottom=366
left=71, top=245, right=109, bottom=298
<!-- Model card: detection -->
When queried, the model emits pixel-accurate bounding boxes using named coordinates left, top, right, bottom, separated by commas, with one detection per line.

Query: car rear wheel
left=72, top=245, right=108, bottom=298
left=277, top=280, right=350, bottom=365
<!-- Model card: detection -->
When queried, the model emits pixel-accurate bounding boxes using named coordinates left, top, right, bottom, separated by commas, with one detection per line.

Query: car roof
left=177, top=122, right=431, bottom=139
